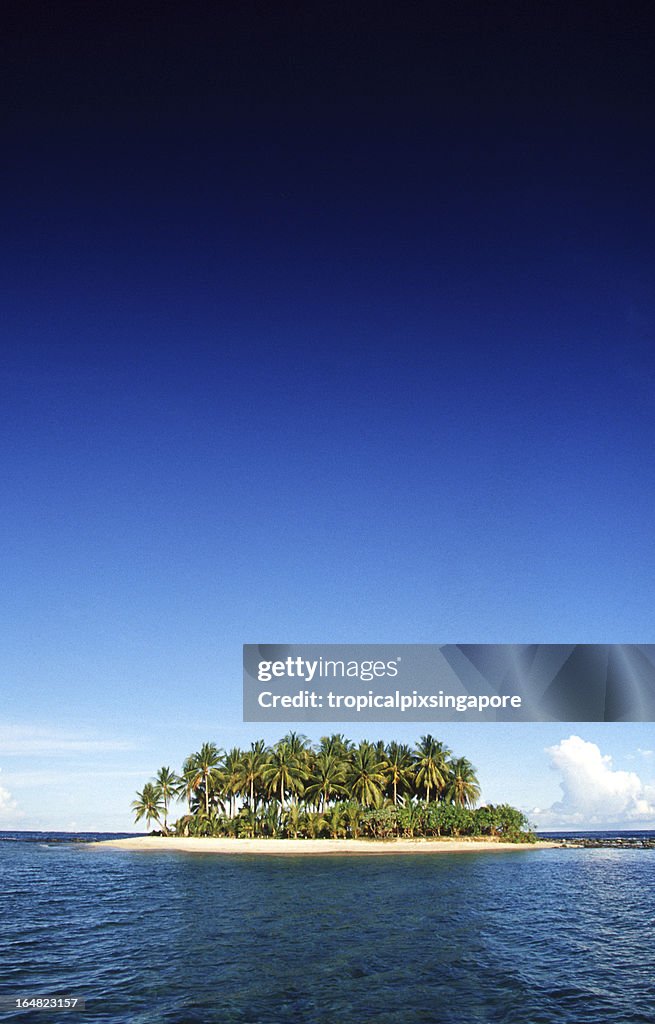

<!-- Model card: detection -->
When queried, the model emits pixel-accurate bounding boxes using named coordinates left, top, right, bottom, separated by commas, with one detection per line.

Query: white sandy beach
left=92, top=836, right=559, bottom=855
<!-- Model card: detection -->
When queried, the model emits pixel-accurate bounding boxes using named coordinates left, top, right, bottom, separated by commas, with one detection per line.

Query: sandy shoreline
left=91, top=836, right=559, bottom=856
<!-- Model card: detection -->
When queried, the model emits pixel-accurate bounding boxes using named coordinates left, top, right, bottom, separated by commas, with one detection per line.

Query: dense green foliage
left=132, top=733, right=534, bottom=841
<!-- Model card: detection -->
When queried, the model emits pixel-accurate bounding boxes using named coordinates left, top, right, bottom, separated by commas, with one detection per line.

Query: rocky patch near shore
left=558, top=837, right=655, bottom=849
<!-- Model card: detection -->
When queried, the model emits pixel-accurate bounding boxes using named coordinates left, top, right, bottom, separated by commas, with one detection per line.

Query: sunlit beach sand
left=92, top=836, right=559, bottom=855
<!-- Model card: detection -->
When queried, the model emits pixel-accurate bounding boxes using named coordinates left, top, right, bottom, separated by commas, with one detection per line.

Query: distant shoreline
left=91, top=836, right=559, bottom=856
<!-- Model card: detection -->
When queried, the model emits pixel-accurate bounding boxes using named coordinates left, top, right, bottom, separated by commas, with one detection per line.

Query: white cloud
left=0, top=723, right=134, bottom=756
left=0, top=771, right=22, bottom=822
left=1, top=769, right=151, bottom=790
left=532, top=735, right=655, bottom=829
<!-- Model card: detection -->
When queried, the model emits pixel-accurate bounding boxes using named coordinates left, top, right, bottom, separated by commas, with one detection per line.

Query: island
left=97, top=733, right=554, bottom=852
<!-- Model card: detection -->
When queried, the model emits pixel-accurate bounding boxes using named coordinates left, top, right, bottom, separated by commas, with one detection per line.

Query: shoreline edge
left=90, top=836, right=560, bottom=856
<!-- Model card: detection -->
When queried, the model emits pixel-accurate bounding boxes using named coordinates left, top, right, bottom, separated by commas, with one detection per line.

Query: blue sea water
left=1, top=833, right=654, bottom=1023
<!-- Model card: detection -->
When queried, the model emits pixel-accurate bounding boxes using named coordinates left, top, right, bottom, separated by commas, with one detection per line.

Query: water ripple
left=1, top=846, right=654, bottom=1023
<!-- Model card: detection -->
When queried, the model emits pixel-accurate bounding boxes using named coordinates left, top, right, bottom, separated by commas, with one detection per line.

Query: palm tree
left=179, top=756, right=197, bottom=813
left=235, top=741, right=269, bottom=811
left=384, top=742, right=415, bottom=805
left=132, top=783, right=167, bottom=833
left=348, top=742, right=386, bottom=807
left=281, top=732, right=312, bottom=804
left=304, top=751, right=348, bottom=811
left=318, top=733, right=354, bottom=760
left=184, top=742, right=224, bottom=817
left=281, top=732, right=311, bottom=757
left=261, top=799, right=282, bottom=838
left=414, top=735, right=451, bottom=803
left=305, top=809, right=327, bottom=838
left=344, top=800, right=364, bottom=838
left=262, top=740, right=306, bottom=810
left=222, top=747, right=244, bottom=817
left=374, top=739, right=387, bottom=762
left=154, top=766, right=180, bottom=832
left=236, top=806, right=257, bottom=838
left=283, top=803, right=306, bottom=839
left=324, top=804, right=347, bottom=838
left=444, top=757, right=481, bottom=807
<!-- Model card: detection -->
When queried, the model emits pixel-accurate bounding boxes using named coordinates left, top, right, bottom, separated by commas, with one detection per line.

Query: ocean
left=1, top=832, right=654, bottom=1023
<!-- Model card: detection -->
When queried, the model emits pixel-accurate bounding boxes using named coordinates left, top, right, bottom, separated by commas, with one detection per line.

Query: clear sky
left=1, top=3, right=654, bottom=831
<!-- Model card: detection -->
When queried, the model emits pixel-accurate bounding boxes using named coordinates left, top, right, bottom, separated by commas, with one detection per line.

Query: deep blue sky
left=1, top=2, right=655, bottom=828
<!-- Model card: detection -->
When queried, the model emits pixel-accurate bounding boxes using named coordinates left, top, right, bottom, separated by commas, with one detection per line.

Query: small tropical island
left=102, top=734, right=554, bottom=854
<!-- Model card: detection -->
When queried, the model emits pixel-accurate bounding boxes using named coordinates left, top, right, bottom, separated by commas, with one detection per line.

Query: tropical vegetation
left=132, top=734, right=534, bottom=841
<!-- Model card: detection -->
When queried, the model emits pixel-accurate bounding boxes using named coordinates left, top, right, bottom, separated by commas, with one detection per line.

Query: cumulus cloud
left=0, top=771, right=22, bottom=821
left=532, top=735, right=655, bottom=829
